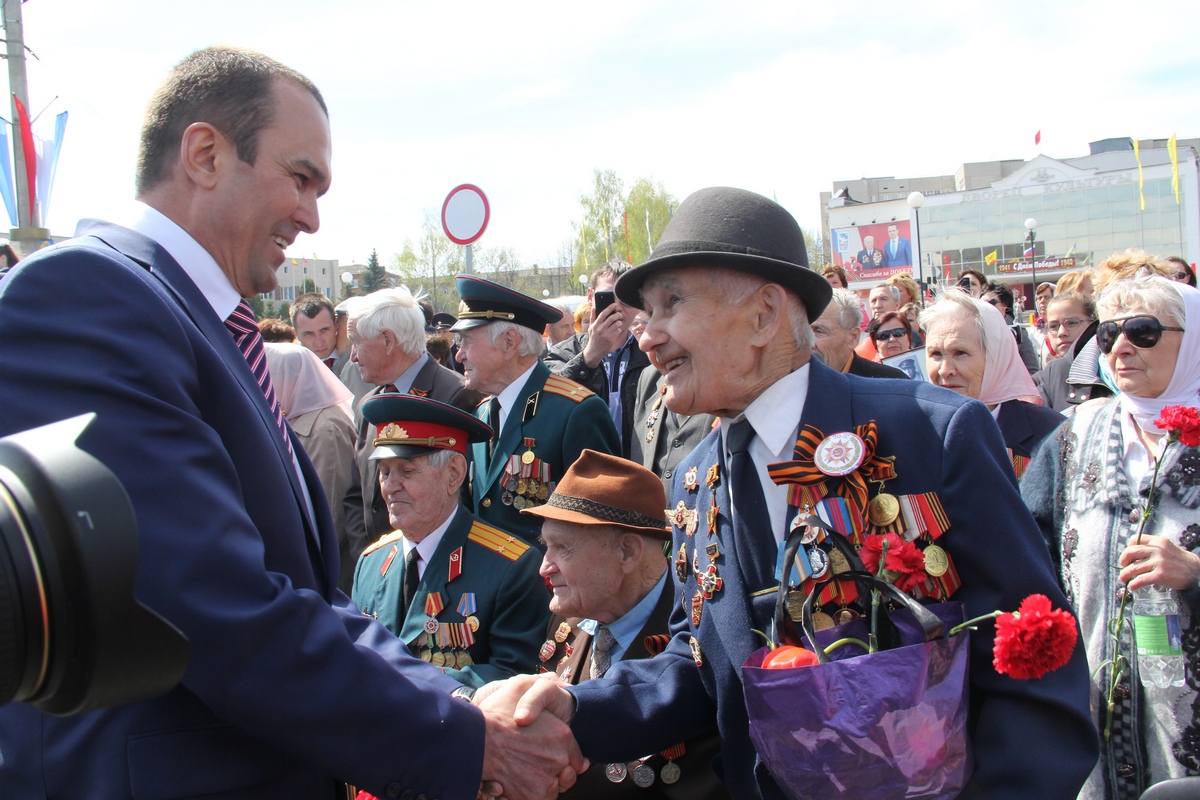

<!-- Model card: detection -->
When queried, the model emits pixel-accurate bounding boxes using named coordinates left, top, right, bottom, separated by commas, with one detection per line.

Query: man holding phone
left=545, top=260, right=650, bottom=457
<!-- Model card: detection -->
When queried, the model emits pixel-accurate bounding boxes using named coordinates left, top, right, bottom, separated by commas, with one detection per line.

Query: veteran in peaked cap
left=352, top=394, right=550, bottom=688
left=451, top=274, right=565, bottom=333
left=613, top=186, right=832, bottom=322
left=447, top=276, right=620, bottom=545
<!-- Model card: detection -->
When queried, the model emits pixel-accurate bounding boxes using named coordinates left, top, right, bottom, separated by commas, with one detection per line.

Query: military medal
left=632, top=762, right=655, bottom=787
left=458, top=651, right=473, bottom=667
left=923, top=544, right=949, bottom=577
left=705, top=464, right=720, bottom=488
left=835, top=608, right=859, bottom=625
left=811, top=611, right=836, bottom=631
left=645, top=386, right=665, bottom=444
left=513, top=495, right=526, bottom=510
left=699, top=565, right=723, bottom=599
left=466, top=615, right=480, bottom=632
left=670, top=501, right=688, bottom=529
left=675, top=544, right=689, bottom=580
left=424, top=618, right=440, bottom=635
left=516, top=478, right=528, bottom=495
left=419, top=647, right=433, bottom=662
left=706, top=501, right=718, bottom=535
left=539, top=640, right=557, bottom=662
left=501, top=491, right=514, bottom=506
left=812, top=431, right=866, bottom=477
left=867, top=492, right=900, bottom=527
left=691, top=591, right=704, bottom=626
left=504, top=474, right=518, bottom=492
left=605, top=763, right=628, bottom=783
left=456, top=592, right=476, bottom=619
left=685, top=508, right=699, bottom=537
left=554, top=621, right=572, bottom=642
left=684, top=466, right=699, bottom=492
left=537, top=485, right=549, bottom=501
left=806, top=547, right=829, bottom=580
left=521, top=439, right=537, bottom=465
left=828, top=548, right=851, bottom=575
left=688, top=635, right=703, bottom=666
left=785, top=590, right=806, bottom=622
left=661, top=762, right=682, bottom=784
left=431, top=651, right=446, bottom=667
left=705, top=542, right=720, bottom=560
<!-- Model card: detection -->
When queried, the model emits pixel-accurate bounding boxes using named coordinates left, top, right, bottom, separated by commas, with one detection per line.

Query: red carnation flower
left=992, top=594, right=1078, bottom=680
left=1155, top=405, right=1200, bottom=447
left=860, top=533, right=927, bottom=592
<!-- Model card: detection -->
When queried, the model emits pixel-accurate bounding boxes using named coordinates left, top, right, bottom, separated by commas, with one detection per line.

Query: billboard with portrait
left=831, top=220, right=914, bottom=282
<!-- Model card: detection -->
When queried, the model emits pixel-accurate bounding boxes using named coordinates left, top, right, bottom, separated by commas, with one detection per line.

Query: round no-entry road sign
left=441, top=184, right=490, bottom=245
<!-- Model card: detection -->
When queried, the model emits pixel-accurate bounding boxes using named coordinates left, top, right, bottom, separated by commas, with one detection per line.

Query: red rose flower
left=860, top=533, right=928, bottom=592
left=1155, top=405, right=1200, bottom=447
left=992, top=594, right=1078, bottom=680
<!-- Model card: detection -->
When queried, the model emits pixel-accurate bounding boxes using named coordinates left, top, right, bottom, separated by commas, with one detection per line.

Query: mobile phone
left=594, top=290, right=616, bottom=316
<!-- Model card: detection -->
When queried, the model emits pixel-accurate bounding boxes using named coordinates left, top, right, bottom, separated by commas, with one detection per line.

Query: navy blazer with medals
left=568, top=358, right=1098, bottom=800
left=0, top=221, right=485, bottom=800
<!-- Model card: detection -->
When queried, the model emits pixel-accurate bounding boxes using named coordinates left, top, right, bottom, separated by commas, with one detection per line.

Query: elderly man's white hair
left=350, top=287, right=429, bottom=359
left=483, top=320, right=547, bottom=357
left=827, top=288, right=864, bottom=331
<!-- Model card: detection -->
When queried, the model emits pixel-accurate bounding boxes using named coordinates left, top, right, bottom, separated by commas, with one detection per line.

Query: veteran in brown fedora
left=488, top=187, right=1097, bottom=800
left=520, top=449, right=728, bottom=799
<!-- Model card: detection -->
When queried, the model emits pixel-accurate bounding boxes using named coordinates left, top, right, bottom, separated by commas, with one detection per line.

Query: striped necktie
left=224, top=300, right=293, bottom=456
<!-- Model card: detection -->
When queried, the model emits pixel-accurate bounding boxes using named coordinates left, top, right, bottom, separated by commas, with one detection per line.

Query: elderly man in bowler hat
left=521, top=450, right=729, bottom=800
left=498, top=187, right=1098, bottom=799
left=452, top=275, right=620, bottom=545
left=352, top=394, right=549, bottom=688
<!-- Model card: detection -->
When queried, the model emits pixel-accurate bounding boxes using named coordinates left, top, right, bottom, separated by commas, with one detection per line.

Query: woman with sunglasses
left=920, top=290, right=1064, bottom=476
left=866, top=311, right=914, bottom=363
left=1022, top=275, right=1200, bottom=800
left=1034, top=292, right=1111, bottom=413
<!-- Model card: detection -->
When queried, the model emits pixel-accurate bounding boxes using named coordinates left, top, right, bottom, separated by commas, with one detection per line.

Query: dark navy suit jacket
left=568, top=359, right=1098, bottom=799
left=0, top=221, right=485, bottom=799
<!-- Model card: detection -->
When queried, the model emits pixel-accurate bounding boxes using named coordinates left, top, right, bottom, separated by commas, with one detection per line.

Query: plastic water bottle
left=1133, top=585, right=1186, bottom=688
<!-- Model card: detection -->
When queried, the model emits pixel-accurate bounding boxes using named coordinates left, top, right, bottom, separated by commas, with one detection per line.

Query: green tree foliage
left=573, top=170, right=676, bottom=278
left=392, top=214, right=464, bottom=314
left=300, top=277, right=316, bottom=295
left=362, top=248, right=391, bottom=294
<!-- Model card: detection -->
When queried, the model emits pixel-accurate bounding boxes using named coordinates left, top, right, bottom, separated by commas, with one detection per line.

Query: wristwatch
left=451, top=685, right=476, bottom=703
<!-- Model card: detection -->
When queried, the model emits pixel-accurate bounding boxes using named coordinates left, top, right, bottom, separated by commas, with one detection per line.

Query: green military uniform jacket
left=470, top=360, right=620, bottom=544
left=352, top=504, right=550, bottom=688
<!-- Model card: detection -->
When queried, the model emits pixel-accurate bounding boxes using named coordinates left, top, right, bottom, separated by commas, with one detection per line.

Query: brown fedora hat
left=521, top=450, right=670, bottom=539
left=613, top=186, right=832, bottom=321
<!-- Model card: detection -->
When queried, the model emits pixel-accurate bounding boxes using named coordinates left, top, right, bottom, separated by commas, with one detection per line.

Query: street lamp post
left=1024, top=218, right=1038, bottom=308
left=340, top=271, right=354, bottom=299
left=907, top=191, right=925, bottom=298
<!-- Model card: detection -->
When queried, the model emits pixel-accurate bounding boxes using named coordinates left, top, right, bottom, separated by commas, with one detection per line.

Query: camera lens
left=0, top=414, right=188, bottom=715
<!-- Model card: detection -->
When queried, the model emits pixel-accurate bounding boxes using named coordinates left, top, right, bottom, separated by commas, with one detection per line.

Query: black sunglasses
left=1096, top=315, right=1185, bottom=354
left=874, top=328, right=908, bottom=342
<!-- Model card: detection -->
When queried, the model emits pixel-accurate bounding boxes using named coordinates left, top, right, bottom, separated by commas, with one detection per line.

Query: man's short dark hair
left=291, top=292, right=335, bottom=326
left=136, top=46, right=328, bottom=195
left=983, top=282, right=1014, bottom=313
left=591, top=259, right=631, bottom=289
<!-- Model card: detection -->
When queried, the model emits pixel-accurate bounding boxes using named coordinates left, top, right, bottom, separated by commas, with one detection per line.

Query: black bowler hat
left=362, top=394, right=493, bottom=460
left=431, top=312, right=457, bottom=330
left=450, top=275, right=563, bottom=333
left=613, top=187, right=832, bottom=321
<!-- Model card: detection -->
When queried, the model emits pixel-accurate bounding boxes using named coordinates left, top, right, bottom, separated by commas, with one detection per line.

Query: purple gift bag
left=744, top=602, right=971, bottom=800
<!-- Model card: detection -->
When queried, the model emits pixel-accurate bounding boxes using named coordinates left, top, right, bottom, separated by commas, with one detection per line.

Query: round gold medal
left=466, top=615, right=480, bottom=632
left=431, top=651, right=446, bottom=668
left=867, top=492, right=900, bottom=527
left=811, top=611, right=836, bottom=631
left=513, top=495, right=526, bottom=510
left=457, top=651, right=473, bottom=667
left=923, top=544, right=949, bottom=577
left=521, top=450, right=536, bottom=465
left=516, top=479, right=528, bottom=495
left=660, top=762, right=681, bottom=784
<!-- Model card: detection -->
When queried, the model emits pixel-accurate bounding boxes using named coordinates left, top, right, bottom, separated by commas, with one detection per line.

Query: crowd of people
left=0, top=44, right=1198, bottom=800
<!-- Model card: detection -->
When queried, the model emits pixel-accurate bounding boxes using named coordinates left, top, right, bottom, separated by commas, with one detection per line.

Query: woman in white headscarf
left=264, top=343, right=357, bottom=568
left=919, top=290, right=1065, bottom=477
left=1021, top=276, right=1200, bottom=800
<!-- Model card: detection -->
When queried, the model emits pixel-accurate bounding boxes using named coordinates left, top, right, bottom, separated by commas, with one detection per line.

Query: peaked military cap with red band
left=449, top=274, right=565, bottom=333
left=362, top=394, right=493, bottom=460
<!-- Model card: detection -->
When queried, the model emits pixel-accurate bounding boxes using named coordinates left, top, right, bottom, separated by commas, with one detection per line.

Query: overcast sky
left=13, top=0, right=1200, bottom=268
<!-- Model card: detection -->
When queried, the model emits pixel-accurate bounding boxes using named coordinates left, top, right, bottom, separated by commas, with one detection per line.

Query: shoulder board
left=542, top=374, right=594, bottom=403
left=467, top=520, right=531, bottom=562
left=361, top=531, right=404, bottom=557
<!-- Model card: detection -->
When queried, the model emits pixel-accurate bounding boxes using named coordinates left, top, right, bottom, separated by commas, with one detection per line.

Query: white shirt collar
left=494, top=361, right=539, bottom=436
left=402, top=504, right=460, bottom=580
left=119, top=201, right=242, bottom=320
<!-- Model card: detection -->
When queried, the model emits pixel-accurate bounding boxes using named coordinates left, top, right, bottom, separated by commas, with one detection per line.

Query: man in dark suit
left=0, top=47, right=578, bottom=800
left=293, top=291, right=350, bottom=374
left=342, top=285, right=482, bottom=590
left=813, top=287, right=909, bottom=379
left=501, top=188, right=1097, bottom=799
left=882, top=224, right=913, bottom=268
left=522, top=450, right=728, bottom=799
left=351, top=395, right=549, bottom=688
left=855, top=234, right=884, bottom=271
left=629, top=366, right=716, bottom=493
left=545, top=261, right=651, bottom=457
left=452, top=275, right=620, bottom=545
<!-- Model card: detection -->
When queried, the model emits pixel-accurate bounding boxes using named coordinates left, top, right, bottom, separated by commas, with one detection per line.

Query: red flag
left=12, top=95, right=36, bottom=225
left=1034, top=130, right=1042, bottom=146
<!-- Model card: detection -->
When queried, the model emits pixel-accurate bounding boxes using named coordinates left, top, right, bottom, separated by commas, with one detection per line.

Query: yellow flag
left=1169, top=134, right=1180, bottom=204
left=1133, top=138, right=1145, bottom=210
left=984, top=250, right=998, bottom=267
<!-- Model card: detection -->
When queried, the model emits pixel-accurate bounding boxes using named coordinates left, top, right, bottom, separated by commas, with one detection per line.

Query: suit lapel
left=408, top=356, right=437, bottom=397
left=82, top=222, right=326, bottom=563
